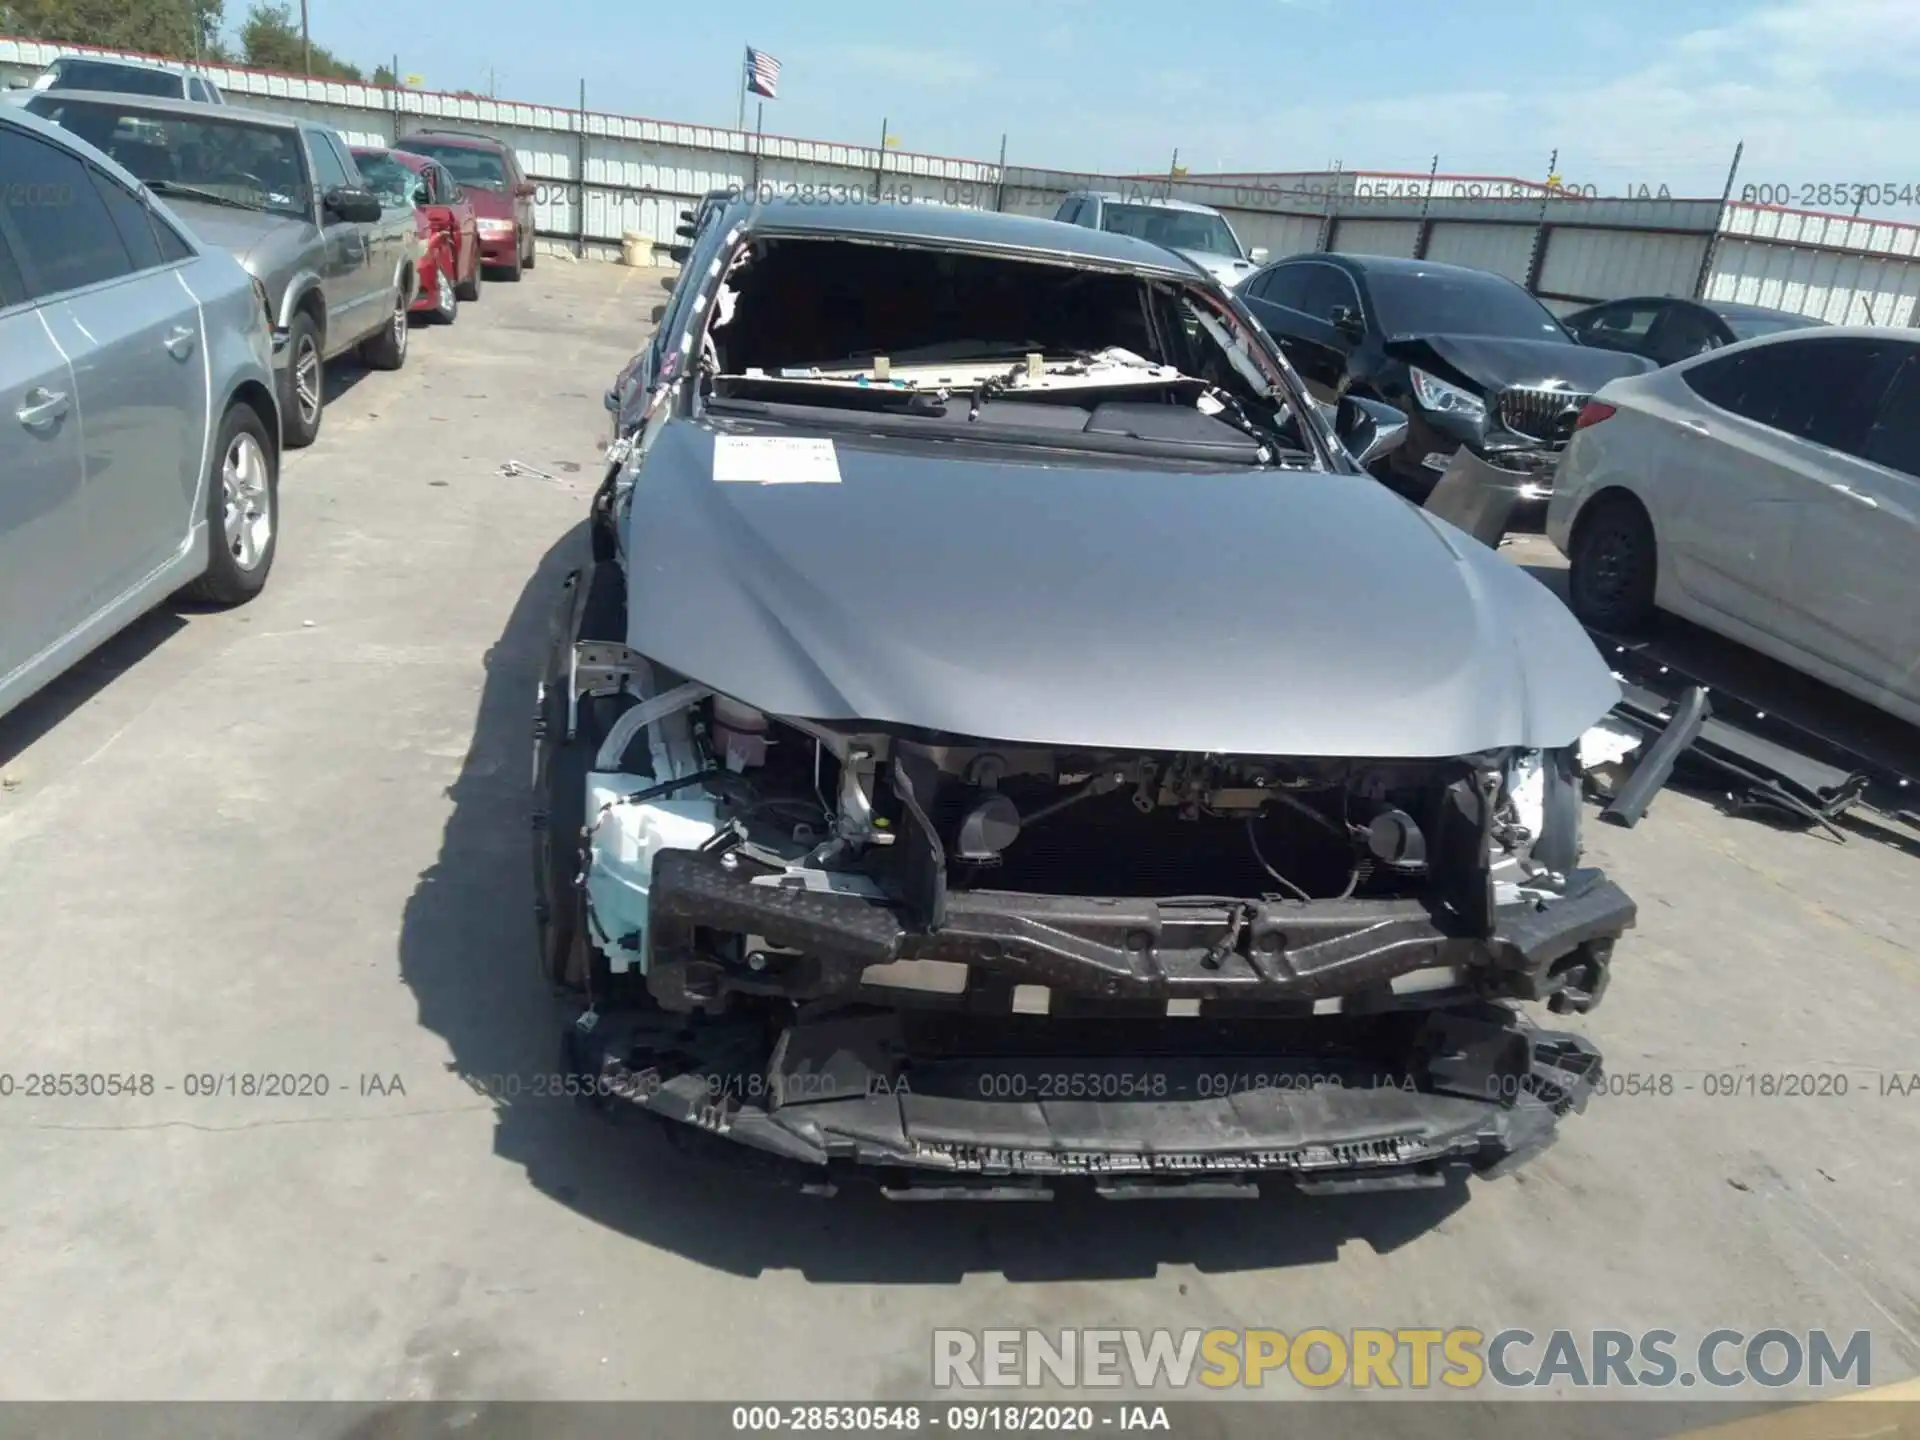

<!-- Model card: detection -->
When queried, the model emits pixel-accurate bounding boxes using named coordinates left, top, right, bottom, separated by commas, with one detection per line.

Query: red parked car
left=393, top=129, right=537, bottom=281
left=351, top=145, right=481, bottom=322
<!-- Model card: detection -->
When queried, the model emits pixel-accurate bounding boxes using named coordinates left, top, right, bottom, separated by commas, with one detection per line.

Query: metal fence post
left=1693, top=141, right=1744, bottom=300
left=995, top=134, right=1007, bottom=212
left=574, top=79, right=587, bottom=259
left=1314, top=160, right=1342, bottom=252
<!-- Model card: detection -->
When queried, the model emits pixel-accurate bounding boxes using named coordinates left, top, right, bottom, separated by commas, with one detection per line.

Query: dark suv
left=393, top=129, right=536, bottom=279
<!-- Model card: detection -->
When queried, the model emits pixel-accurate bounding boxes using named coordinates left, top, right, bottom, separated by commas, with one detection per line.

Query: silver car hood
left=164, top=199, right=309, bottom=268
left=620, top=420, right=1620, bottom=757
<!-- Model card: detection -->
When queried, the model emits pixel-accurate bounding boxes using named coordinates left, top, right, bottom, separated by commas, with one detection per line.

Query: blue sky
left=283, top=0, right=1919, bottom=203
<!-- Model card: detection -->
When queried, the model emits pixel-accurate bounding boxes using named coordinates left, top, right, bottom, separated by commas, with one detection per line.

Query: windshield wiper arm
left=146, top=180, right=271, bottom=213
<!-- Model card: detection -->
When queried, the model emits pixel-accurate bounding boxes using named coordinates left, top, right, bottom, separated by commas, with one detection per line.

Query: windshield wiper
left=146, top=180, right=273, bottom=213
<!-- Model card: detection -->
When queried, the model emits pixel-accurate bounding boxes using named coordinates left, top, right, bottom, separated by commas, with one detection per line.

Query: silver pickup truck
left=24, top=90, right=419, bottom=447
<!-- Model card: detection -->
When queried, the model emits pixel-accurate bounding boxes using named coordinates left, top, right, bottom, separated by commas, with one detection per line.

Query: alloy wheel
left=293, top=337, right=321, bottom=425
left=221, top=431, right=273, bottom=571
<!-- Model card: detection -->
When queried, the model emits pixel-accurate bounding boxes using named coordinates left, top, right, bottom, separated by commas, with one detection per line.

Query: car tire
left=1567, top=493, right=1658, bottom=632
left=358, top=282, right=410, bottom=370
left=182, top=402, right=278, bottom=606
left=498, top=244, right=523, bottom=282
left=280, top=312, right=324, bottom=449
left=432, top=265, right=458, bottom=324
left=455, top=249, right=481, bottom=302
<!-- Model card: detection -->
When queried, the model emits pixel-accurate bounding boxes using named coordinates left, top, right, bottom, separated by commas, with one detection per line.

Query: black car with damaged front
left=541, top=200, right=1636, bottom=1201
left=1236, top=253, right=1656, bottom=502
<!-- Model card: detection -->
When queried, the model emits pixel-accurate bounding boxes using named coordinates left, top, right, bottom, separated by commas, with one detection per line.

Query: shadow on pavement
left=397, top=524, right=1472, bottom=1282
left=0, top=608, right=188, bottom=770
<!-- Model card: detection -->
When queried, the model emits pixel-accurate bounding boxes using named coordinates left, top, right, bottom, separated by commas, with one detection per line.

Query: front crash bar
left=643, top=850, right=1634, bottom=1011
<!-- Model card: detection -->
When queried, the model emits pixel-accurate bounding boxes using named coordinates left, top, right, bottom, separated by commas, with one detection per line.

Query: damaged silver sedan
left=534, top=198, right=1636, bottom=1200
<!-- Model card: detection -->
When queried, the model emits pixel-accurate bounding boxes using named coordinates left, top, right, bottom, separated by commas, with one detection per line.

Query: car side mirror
left=324, top=186, right=383, bottom=224
left=1330, top=305, right=1364, bottom=339
left=515, top=180, right=537, bottom=198
left=1335, top=394, right=1409, bottom=469
left=1248, top=246, right=1269, bottom=264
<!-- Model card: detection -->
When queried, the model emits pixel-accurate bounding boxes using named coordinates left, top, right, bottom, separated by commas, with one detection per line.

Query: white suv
left=1051, top=190, right=1265, bottom=287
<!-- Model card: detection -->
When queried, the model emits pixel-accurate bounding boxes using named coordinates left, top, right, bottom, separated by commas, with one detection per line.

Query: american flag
left=745, top=47, right=780, bottom=99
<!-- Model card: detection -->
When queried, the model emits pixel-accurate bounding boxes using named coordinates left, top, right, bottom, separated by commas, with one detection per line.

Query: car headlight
left=1409, top=366, right=1487, bottom=423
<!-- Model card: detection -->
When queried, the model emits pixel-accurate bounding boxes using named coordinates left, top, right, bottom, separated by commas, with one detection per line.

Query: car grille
left=1498, top=384, right=1591, bottom=446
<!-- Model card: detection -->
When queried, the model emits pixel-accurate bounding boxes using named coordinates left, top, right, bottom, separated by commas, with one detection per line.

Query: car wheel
left=433, top=265, right=458, bottom=324
left=359, top=282, right=411, bottom=370
left=498, top=243, right=523, bottom=283
left=455, top=249, right=481, bottom=302
left=182, top=403, right=278, bottom=606
left=1567, top=494, right=1658, bottom=631
left=280, top=312, right=324, bottom=449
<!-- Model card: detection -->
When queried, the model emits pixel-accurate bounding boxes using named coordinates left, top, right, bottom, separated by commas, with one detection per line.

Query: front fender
left=274, top=269, right=326, bottom=340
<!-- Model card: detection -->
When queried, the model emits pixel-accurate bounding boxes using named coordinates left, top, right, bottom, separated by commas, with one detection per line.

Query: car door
left=5, top=123, right=207, bottom=611
left=437, top=163, right=479, bottom=278
left=1242, top=262, right=1351, bottom=402
left=305, top=127, right=377, bottom=349
left=1663, top=336, right=1899, bottom=649
left=1801, top=344, right=1920, bottom=702
left=0, top=194, right=89, bottom=707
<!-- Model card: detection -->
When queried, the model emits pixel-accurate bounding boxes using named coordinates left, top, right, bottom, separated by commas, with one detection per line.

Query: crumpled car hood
left=1384, top=334, right=1655, bottom=394
left=620, top=420, right=1621, bottom=757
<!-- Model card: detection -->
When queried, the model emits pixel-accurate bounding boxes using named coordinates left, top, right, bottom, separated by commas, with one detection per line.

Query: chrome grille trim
left=1499, top=384, right=1592, bottom=446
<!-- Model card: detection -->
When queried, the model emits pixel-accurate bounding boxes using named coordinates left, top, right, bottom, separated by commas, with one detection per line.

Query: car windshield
left=353, top=151, right=420, bottom=208
left=1722, top=312, right=1823, bottom=341
left=396, top=139, right=505, bottom=190
left=1366, top=268, right=1571, bottom=340
left=1098, top=203, right=1242, bottom=258
left=40, top=59, right=181, bottom=96
left=27, top=97, right=310, bottom=218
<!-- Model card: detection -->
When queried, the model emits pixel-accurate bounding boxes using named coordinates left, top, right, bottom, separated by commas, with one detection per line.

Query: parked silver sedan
left=0, top=104, right=281, bottom=723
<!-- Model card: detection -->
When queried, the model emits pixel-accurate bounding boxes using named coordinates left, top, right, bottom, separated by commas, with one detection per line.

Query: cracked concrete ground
left=0, top=259, right=1917, bottom=1408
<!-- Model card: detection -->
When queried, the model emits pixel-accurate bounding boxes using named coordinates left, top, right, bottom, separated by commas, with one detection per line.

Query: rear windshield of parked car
left=1098, top=203, right=1241, bottom=258
left=353, top=150, right=419, bottom=208
left=41, top=60, right=182, bottom=96
left=27, top=97, right=312, bottom=220
left=396, top=139, right=505, bottom=190
left=1365, top=268, right=1570, bottom=341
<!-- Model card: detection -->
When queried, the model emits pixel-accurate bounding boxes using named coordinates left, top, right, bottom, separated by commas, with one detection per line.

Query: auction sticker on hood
left=712, top=435, right=842, bottom=485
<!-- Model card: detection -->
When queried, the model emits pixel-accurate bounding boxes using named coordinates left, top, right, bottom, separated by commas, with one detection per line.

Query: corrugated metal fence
left=6, top=36, right=1919, bottom=327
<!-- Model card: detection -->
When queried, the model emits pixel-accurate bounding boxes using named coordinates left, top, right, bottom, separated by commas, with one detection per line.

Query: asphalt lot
left=1, top=259, right=1917, bottom=1406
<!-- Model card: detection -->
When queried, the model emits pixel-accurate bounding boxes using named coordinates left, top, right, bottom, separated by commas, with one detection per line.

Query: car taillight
left=1573, top=401, right=1616, bottom=430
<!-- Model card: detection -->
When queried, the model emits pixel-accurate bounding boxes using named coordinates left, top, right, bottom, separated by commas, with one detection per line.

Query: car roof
left=1305, top=253, right=1523, bottom=285
left=399, top=130, right=509, bottom=151
left=1075, top=190, right=1224, bottom=216
left=23, top=88, right=299, bottom=126
left=732, top=198, right=1207, bottom=278
left=48, top=53, right=194, bottom=76
left=1705, top=299, right=1821, bottom=323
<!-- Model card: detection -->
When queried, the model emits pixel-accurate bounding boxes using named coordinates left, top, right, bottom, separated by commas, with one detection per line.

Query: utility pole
left=299, top=0, right=311, bottom=75
left=874, top=115, right=887, bottom=196
left=994, top=132, right=1007, bottom=212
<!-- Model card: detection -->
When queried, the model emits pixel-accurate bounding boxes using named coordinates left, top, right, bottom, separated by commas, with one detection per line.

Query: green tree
left=238, top=1, right=361, bottom=79
left=3, top=0, right=225, bottom=60
left=372, top=62, right=395, bottom=86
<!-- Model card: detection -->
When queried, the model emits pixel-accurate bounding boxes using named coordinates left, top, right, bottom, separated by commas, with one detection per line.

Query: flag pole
left=737, top=46, right=747, bottom=132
